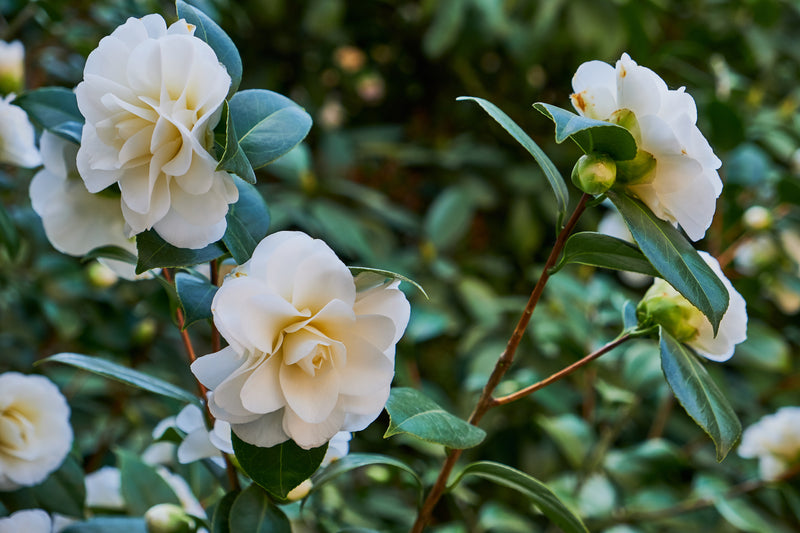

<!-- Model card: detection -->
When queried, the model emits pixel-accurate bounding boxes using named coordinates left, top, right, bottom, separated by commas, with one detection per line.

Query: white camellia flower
left=639, top=251, right=747, bottom=361
left=192, top=231, right=411, bottom=449
left=75, top=14, right=238, bottom=249
left=571, top=53, right=722, bottom=241
left=29, top=131, right=144, bottom=280
left=174, top=403, right=233, bottom=465
left=739, top=407, right=800, bottom=481
left=0, top=509, right=51, bottom=533
left=0, top=372, right=72, bottom=490
left=0, top=94, right=40, bottom=168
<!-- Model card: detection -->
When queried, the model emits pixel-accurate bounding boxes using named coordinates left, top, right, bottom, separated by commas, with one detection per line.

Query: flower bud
left=616, top=149, right=657, bottom=185
left=609, top=108, right=641, bottom=142
left=286, top=479, right=313, bottom=501
left=636, top=279, right=706, bottom=343
left=571, top=153, right=617, bottom=195
left=0, top=41, right=24, bottom=95
left=144, top=504, right=195, bottom=533
left=743, top=206, right=772, bottom=231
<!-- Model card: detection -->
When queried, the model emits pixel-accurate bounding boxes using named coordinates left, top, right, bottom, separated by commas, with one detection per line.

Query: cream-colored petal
left=283, top=405, right=345, bottom=450
left=240, top=354, right=285, bottom=414
left=280, top=361, right=340, bottom=424
left=232, top=410, right=289, bottom=448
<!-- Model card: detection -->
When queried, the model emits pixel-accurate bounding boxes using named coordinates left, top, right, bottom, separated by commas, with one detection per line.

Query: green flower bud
left=609, top=108, right=642, bottom=142
left=637, top=279, right=706, bottom=343
left=144, top=504, right=196, bottom=533
left=571, top=153, right=617, bottom=195
left=616, top=149, right=656, bottom=185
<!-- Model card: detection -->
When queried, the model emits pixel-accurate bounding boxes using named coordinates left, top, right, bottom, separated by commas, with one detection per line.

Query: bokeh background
left=2, top=0, right=800, bottom=531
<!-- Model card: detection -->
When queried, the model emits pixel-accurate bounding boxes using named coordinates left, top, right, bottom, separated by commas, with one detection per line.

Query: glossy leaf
left=608, top=191, right=729, bottom=333
left=40, top=352, right=199, bottom=405
left=13, top=87, right=83, bottom=143
left=0, top=202, right=19, bottom=259
left=176, top=0, right=242, bottom=96
left=228, top=89, right=312, bottom=169
left=62, top=517, right=147, bottom=533
left=533, top=102, right=637, bottom=161
left=229, top=484, right=290, bottom=533
left=553, top=231, right=658, bottom=276
left=135, top=229, right=226, bottom=274
left=175, top=272, right=217, bottom=328
left=217, top=101, right=256, bottom=183
left=212, top=490, right=239, bottom=533
left=222, top=179, right=270, bottom=264
left=117, top=449, right=181, bottom=515
left=451, top=461, right=589, bottom=533
left=383, top=387, right=485, bottom=449
left=0, top=454, right=85, bottom=517
left=232, top=433, right=328, bottom=500
left=350, top=267, right=428, bottom=298
left=82, top=245, right=137, bottom=265
left=312, top=453, right=422, bottom=494
left=457, top=96, right=568, bottom=224
left=659, top=328, right=741, bottom=461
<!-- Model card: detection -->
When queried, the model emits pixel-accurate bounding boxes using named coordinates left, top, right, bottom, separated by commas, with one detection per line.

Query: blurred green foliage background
left=2, top=0, right=800, bottom=531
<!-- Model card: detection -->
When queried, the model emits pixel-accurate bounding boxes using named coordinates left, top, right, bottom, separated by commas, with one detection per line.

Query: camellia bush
left=1, top=1, right=800, bottom=532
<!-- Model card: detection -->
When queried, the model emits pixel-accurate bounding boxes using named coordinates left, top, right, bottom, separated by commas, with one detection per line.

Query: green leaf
left=40, top=352, right=199, bottom=405
left=457, top=96, right=568, bottom=225
left=135, top=229, right=226, bottom=274
left=222, top=179, right=270, bottom=264
left=231, top=433, right=327, bottom=500
left=0, top=454, right=85, bottom=517
left=229, top=484, right=291, bottom=533
left=622, top=300, right=638, bottom=330
left=451, top=461, right=589, bottom=533
left=217, top=101, right=256, bottom=183
left=176, top=0, right=242, bottom=97
left=608, top=191, right=729, bottom=333
left=0, top=202, right=20, bottom=259
left=228, top=89, right=312, bottom=169
left=312, top=453, right=422, bottom=495
left=659, top=328, right=741, bottom=461
left=13, top=87, right=84, bottom=143
left=117, top=449, right=181, bottom=515
left=350, top=266, right=428, bottom=299
left=175, top=272, right=218, bottom=328
left=62, top=517, right=147, bottom=533
left=383, top=387, right=486, bottom=449
left=553, top=231, right=658, bottom=276
left=533, top=102, right=637, bottom=161
left=82, top=245, right=137, bottom=265
left=212, top=490, right=239, bottom=533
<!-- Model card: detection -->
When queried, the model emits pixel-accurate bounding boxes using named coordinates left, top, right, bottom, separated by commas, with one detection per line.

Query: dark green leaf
left=608, top=191, right=729, bottom=333
left=175, top=272, right=218, bottom=328
left=40, top=352, right=199, bottom=405
left=176, top=0, right=242, bottom=97
left=212, top=490, right=239, bottom=533
left=222, top=179, right=270, bottom=264
left=217, top=101, right=256, bottom=183
left=383, top=387, right=485, bottom=449
left=135, top=230, right=226, bottom=274
left=533, top=102, right=637, bottom=160
left=228, top=90, right=312, bottom=169
left=82, top=245, right=137, bottom=265
left=229, top=484, right=290, bottom=533
left=451, top=461, right=589, bottom=533
left=659, top=328, right=741, bottom=461
left=13, top=88, right=84, bottom=141
left=312, top=453, right=422, bottom=494
left=117, top=449, right=180, bottom=515
left=457, top=96, right=568, bottom=224
left=62, top=517, right=147, bottom=533
left=554, top=231, right=658, bottom=276
left=350, top=266, right=428, bottom=298
left=0, top=202, right=19, bottom=259
left=232, top=433, right=327, bottom=500
left=0, top=454, right=85, bottom=517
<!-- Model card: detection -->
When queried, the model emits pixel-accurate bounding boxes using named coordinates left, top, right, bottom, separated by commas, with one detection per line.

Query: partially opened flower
left=75, top=14, right=238, bottom=249
left=571, top=53, right=722, bottom=241
left=0, top=372, right=73, bottom=490
left=739, top=407, right=800, bottom=481
left=0, top=509, right=51, bottom=533
left=192, top=231, right=411, bottom=449
left=0, top=94, right=40, bottom=168
left=638, top=251, right=747, bottom=361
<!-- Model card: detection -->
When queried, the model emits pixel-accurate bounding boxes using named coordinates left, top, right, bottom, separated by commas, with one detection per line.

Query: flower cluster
left=192, top=231, right=410, bottom=449
left=739, top=407, right=800, bottom=481
left=571, top=53, right=722, bottom=241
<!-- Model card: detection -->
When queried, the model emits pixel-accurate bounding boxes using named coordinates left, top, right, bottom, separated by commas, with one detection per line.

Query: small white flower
left=739, top=407, right=800, bottom=481
left=0, top=509, right=51, bottom=533
left=75, top=14, right=238, bottom=249
left=173, top=403, right=232, bottom=465
left=323, top=431, right=351, bottom=465
left=571, top=53, right=722, bottom=241
left=0, top=94, right=40, bottom=168
left=192, top=231, right=411, bottom=450
left=85, top=466, right=125, bottom=510
left=641, top=251, right=746, bottom=361
left=0, top=40, right=24, bottom=94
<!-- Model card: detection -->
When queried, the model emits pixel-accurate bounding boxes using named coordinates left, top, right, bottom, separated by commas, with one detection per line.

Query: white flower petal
left=283, top=406, right=346, bottom=450
left=177, top=429, right=221, bottom=464
left=0, top=509, right=52, bottom=533
left=232, top=410, right=289, bottom=448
